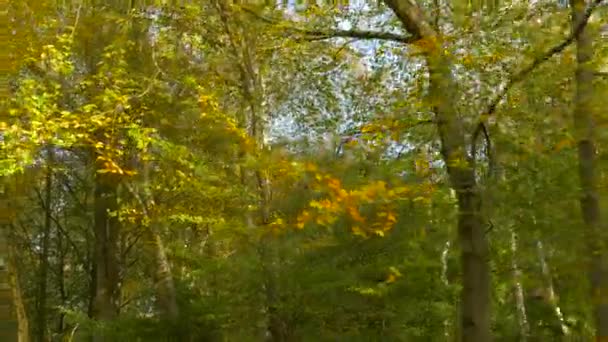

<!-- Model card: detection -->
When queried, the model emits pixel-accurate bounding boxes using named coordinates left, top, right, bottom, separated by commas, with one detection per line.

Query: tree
left=570, top=0, right=608, bottom=338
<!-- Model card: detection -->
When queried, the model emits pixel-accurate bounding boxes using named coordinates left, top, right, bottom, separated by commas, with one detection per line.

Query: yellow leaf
left=389, top=266, right=402, bottom=277
left=347, top=206, right=365, bottom=223
left=346, top=139, right=358, bottom=147
left=296, top=211, right=310, bottom=229
left=327, top=177, right=342, bottom=192
left=351, top=226, right=366, bottom=237
left=394, top=187, right=409, bottom=195
left=361, top=124, right=374, bottom=133
left=304, top=162, right=317, bottom=172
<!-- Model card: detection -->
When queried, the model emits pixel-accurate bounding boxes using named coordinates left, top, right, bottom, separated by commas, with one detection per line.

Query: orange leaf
left=347, top=206, right=365, bottom=223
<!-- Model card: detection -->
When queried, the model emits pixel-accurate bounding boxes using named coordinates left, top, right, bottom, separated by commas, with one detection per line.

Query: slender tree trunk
left=56, top=226, right=67, bottom=334
left=143, top=164, right=179, bottom=323
left=570, top=0, right=608, bottom=338
left=382, top=1, right=492, bottom=340
left=147, top=226, right=179, bottom=321
left=441, top=240, right=453, bottom=340
left=536, top=240, right=568, bottom=335
left=87, top=258, right=96, bottom=318
left=36, top=147, right=53, bottom=342
left=511, top=231, right=529, bottom=341
left=214, top=3, right=284, bottom=339
left=126, top=157, right=179, bottom=323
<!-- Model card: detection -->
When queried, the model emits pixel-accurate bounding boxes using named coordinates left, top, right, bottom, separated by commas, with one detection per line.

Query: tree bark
left=569, top=0, right=608, bottom=338
left=35, top=147, right=53, bottom=342
left=536, top=240, right=568, bottom=335
left=0, top=180, right=23, bottom=341
left=382, top=1, right=492, bottom=340
left=149, top=228, right=179, bottom=321
left=125, top=157, right=179, bottom=323
left=0, top=234, right=18, bottom=342
left=441, top=240, right=453, bottom=340
left=8, top=242, right=29, bottom=342
left=91, top=161, right=121, bottom=327
left=511, top=231, right=529, bottom=341
left=56, top=222, right=67, bottom=334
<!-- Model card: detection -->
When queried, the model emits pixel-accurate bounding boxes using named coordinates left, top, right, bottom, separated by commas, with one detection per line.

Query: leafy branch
left=481, top=0, right=605, bottom=119
left=472, top=0, right=604, bottom=162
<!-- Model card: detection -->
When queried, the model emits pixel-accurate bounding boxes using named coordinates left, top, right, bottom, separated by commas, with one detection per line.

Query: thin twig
left=69, top=1, right=83, bottom=40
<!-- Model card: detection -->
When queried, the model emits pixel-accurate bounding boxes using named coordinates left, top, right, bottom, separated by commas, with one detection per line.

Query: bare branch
left=595, top=71, right=608, bottom=78
left=470, top=122, right=492, bottom=173
left=297, top=28, right=417, bottom=44
left=240, top=6, right=416, bottom=44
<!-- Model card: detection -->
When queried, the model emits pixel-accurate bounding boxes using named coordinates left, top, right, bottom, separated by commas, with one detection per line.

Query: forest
left=2, top=0, right=608, bottom=341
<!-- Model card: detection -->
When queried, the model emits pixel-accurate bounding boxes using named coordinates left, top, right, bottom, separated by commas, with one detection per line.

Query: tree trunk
left=382, top=1, right=492, bottom=340
left=511, top=231, right=529, bottom=341
left=35, top=147, right=53, bottom=342
left=455, top=186, right=491, bottom=342
left=147, top=225, right=179, bottom=321
left=8, top=242, right=29, bottom=342
left=536, top=240, right=568, bottom=335
left=441, top=240, right=453, bottom=340
left=122, top=185, right=180, bottom=326
left=56, top=224, right=67, bottom=334
left=569, top=0, right=608, bottom=338
left=91, top=163, right=121, bottom=328
left=214, top=3, right=284, bottom=339
left=0, top=181, right=21, bottom=341
left=0, top=233, right=18, bottom=342
left=126, top=156, right=180, bottom=324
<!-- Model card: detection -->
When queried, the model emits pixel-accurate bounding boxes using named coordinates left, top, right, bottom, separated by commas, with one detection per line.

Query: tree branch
left=240, top=6, right=416, bottom=44
left=297, top=28, right=417, bottom=43
left=595, top=71, right=608, bottom=78
left=470, top=122, right=492, bottom=171
left=469, top=0, right=604, bottom=158
left=482, top=0, right=605, bottom=118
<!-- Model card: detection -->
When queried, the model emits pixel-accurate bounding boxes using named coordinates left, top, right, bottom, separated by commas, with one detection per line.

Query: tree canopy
left=2, top=0, right=608, bottom=341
